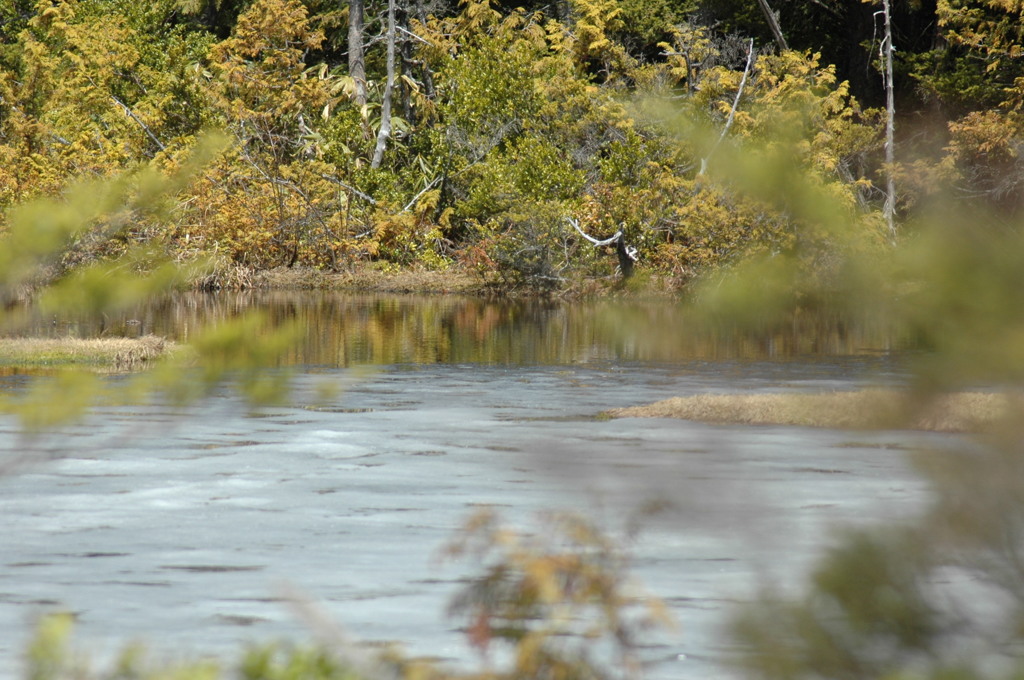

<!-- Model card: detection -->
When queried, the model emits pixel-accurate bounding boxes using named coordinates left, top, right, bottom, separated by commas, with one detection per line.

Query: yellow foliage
left=666, top=180, right=794, bottom=272
left=456, top=0, right=501, bottom=35
left=0, top=0, right=157, bottom=206
left=947, top=109, right=1022, bottom=160
left=205, top=0, right=330, bottom=142
left=565, top=0, right=634, bottom=78
left=658, top=24, right=717, bottom=93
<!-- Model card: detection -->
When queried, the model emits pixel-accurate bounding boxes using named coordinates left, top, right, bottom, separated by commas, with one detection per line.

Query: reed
left=0, top=335, right=174, bottom=371
left=607, top=389, right=1018, bottom=433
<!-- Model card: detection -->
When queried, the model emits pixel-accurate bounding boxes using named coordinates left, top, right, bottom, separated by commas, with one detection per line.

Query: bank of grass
left=606, top=389, right=1020, bottom=433
left=0, top=335, right=174, bottom=371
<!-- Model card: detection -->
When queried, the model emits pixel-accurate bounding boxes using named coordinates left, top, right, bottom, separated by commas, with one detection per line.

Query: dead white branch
left=699, top=38, right=754, bottom=176
left=371, top=0, right=396, bottom=169
left=396, top=24, right=429, bottom=45
left=566, top=216, right=638, bottom=277
left=111, top=95, right=166, bottom=154
left=876, top=0, right=897, bottom=241
left=568, top=216, right=623, bottom=247
left=401, top=176, right=442, bottom=213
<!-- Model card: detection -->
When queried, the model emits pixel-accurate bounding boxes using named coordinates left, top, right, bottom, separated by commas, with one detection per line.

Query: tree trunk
left=412, top=0, right=436, bottom=99
left=880, top=0, right=897, bottom=241
left=567, top=217, right=638, bottom=279
left=615, top=238, right=636, bottom=279
left=348, top=0, right=367, bottom=109
left=399, top=3, right=413, bottom=125
left=371, top=0, right=396, bottom=169
left=552, top=0, right=570, bottom=22
left=755, top=0, right=789, bottom=52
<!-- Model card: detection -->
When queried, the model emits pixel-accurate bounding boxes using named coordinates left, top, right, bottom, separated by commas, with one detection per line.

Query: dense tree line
left=1, top=0, right=1022, bottom=290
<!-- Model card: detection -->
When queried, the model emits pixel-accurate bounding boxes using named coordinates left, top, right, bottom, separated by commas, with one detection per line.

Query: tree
left=878, top=0, right=896, bottom=240
left=194, top=0, right=345, bottom=268
left=371, top=0, right=397, bottom=168
left=697, top=37, right=754, bottom=175
left=348, top=0, right=367, bottom=108
left=754, top=0, right=787, bottom=51
left=0, top=133, right=305, bottom=429
left=933, top=0, right=1024, bottom=109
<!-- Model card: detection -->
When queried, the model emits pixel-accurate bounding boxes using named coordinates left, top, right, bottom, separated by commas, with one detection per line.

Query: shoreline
left=200, top=263, right=687, bottom=299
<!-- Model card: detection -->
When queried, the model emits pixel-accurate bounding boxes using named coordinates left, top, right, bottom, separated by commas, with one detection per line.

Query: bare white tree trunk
left=879, top=0, right=897, bottom=241
left=699, top=39, right=754, bottom=176
left=348, top=0, right=367, bottom=109
left=371, top=0, right=396, bottom=169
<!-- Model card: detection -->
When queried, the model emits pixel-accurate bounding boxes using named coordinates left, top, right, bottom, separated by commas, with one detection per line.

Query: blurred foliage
left=0, top=134, right=305, bottom=429
left=666, top=45, right=1024, bottom=679
left=731, top=418, right=1024, bottom=680
left=445, top=508, right=671, bottom=679
left=17, top=107, right=1024, bottom=679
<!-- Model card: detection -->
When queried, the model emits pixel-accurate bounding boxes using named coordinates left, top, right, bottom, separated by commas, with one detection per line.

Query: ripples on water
left=0, top=292, right=923, bottom=680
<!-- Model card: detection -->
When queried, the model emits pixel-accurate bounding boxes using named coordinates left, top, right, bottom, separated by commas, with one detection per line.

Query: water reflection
left=12, top=291, right=899, bottom=366
left=0, top=294, right=917, bottom=677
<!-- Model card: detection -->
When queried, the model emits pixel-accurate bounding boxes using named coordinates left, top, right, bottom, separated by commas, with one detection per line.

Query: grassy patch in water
left=606, top=390, right=1018, bottom=432
left=0, top=335, right=175, bottom=371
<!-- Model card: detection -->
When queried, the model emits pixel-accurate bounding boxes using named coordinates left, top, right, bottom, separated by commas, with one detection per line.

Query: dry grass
left=606, top=389, right=1018, bottom=433
left=0, top=335, right=174, bottom=371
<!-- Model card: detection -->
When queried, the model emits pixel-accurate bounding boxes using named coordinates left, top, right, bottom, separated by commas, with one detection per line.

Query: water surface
left=10, top=290, right=899, bottom=365
left=0, top=293, right=935, bottom=679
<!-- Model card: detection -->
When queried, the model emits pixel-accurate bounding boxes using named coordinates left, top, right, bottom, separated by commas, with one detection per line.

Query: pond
left=0, top=292, right=940, bottom=679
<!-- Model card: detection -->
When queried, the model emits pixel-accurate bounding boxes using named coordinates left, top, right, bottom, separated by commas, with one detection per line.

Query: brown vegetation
left=258, top=264, right=484, bottom=295
left=190, top=262, right=680, bottom=297
left=188, top=261, right=489, bottom=295
left=606, top=389, right=1018, bottom=432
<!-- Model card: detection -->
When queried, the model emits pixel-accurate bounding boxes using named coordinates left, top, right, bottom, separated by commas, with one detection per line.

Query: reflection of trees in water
left=13, top=292, right=903, bottom=366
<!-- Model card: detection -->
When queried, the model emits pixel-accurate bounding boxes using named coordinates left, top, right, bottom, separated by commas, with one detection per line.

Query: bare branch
left=877, top=0, right=898, bottom=242
left=110, top=96, right=166, bottom=154
left=316, top=173, right=378, bottom=205
left=567, top=216, right=622, bottom=247
left=402, top=176, right=442, bottom=213
left=700, top=38, right=754, bottom=176
left=396, top=24, right=429, bottom=45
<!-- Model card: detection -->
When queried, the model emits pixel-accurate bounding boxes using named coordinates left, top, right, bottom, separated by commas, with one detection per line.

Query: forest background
left=3, top=0, right=1024, bottom=293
